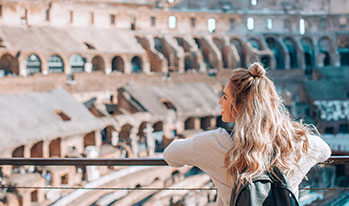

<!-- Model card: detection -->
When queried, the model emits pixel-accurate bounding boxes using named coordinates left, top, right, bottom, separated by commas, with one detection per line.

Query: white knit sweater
left=163, top=128, right=331, bottom=206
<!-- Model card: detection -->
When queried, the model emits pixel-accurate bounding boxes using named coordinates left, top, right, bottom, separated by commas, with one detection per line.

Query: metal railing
left=0, top=156, right=348, bottom=166
left=0, top=156, right=348, bottom=192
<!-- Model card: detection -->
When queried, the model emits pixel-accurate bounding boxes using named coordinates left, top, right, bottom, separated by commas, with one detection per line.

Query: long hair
left=224, top=62, right=312, bottom=190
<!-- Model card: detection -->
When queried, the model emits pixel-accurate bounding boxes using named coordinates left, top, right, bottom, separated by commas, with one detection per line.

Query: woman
left=163, top=62, right=331, bottom=205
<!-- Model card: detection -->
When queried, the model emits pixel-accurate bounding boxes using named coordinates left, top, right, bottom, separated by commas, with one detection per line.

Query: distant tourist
left=164, top=62, right=331, bottom=205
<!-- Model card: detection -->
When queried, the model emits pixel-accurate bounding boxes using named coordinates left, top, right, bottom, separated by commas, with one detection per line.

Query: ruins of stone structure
left=0, top=0, right=348, bottom=205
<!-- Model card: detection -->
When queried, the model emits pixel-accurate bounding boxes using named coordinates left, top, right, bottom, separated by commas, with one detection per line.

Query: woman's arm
left=163, top=135, right=198, bottom=167
left=164, top=128, right=232, bottom=168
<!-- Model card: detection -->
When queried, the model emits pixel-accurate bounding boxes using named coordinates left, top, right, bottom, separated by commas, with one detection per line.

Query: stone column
left=130, top=128, right=139, bottom=157
left=146, top=122, right=155, bottom=156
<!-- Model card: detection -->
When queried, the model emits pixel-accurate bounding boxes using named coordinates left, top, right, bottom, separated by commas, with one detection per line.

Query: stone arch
left=31, top=141, right=43, bottom=157
left=301, top=37, right=315, bottom=74
left=131, top=56, right=142, bottom=73
left=337, top=36, right=349, bottom=66
left=120, top=124, right=133, bottom=145
left=12, top=145, right=24, bottom=157
left=136, top=36, right=163, bottom=73
left=283, top=37, right=299, bottom=68
left=154, top=37, right=176, bottom=70
left=70, top=54, right=86, bottom=73
left=12, top=146, right=25, bottom=172
left=137, top=122, right=148, bottom=155
left=152, top=121, right=164, bottom=152
left=26, top=53, right=42, bottom=75
left=184, top=54, right=198, bottom=71
left=49, top=138, right=61, bottom=157
left=193, top=37, right=216, bottom=69
left=184, top=117, right=195, bottom=130
left=318, top=36, right=332, bottom=66
left=213, top=37, right=229, bottom=68
left=265, top=37, right=285, bottom=69
left=92, top=55, right=105, bottom=72
left=101, top=126, right=115, bottom=145
left=111, top=56, right=124, bottom=73
left=0, top=53, right=19, bottom=76
left=200, top=116, right=212, bottom=130
left=48, top=54, right=64, bottom=73
left=260, top=55, right=271, bottom=69
left=248, top=38, right=262, bottom=50
left=230, top=37, right=246, bottom=67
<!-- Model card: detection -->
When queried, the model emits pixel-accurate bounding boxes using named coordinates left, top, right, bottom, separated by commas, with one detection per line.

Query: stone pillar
left=124, top=60, right=132, bottom=74
left=85, top=62, right=92, bottom=73
left=210, top=117, right=217, bottom=128
left=194, top=118, right=200, bottom=130
left=130, top=128, right=139, bottom=157
left=19, top=57, right=27, bottom=77
left=85, top=146, right=100, bottom=181
left=20, top=190, right=31, bottom=206
left=95, top=130, right=102, bottom=148
left=42, top=141, right=49, bottom=158
left=105, top=59, right=112, bottom=75
left=146, top=122, right=155, bottom=156
left=51, top=172, right=60, bottom=186
left=176, top=120, right=185, bottom=135
left=111, top=130, right=119, bottom=146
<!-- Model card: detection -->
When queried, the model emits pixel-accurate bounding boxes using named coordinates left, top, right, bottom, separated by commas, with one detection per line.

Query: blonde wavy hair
left=224, top=62, right=312, bottom=189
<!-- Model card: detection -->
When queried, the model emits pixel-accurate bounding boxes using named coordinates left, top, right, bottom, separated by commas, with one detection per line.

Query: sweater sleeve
left=163, top=128, right=232, bottom=168
left=309, top=135, right=332, bottom=163
left=163, top=135, right=198, bottom=167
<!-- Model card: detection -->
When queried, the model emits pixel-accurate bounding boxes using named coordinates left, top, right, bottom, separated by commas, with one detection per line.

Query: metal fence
left=0, top=156, right=348, bottom=191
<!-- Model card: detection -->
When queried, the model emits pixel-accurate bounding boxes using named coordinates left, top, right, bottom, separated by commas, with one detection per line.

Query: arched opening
left=208, top=18, right=216, bottom=33
left=84, top=131, right=96, bottom=148
left=48, top=55, right=64, bottom=73
left=200, top=117, right=211, bottom=130
left=154, top=37, right=174, bottom=68
left=153, top=121, right=164, bottom=152
left=260, top=56, right=271, bottom=69
left=31, top=141, right=43, bottom=157
left=70, top=54, right=86, bottom=73
left=184, top=55, right=197, bottom=71
left=338, top=36, right=349, bottom=66
left=248, top=38, right=261, bottom=50
left=194, top=37, right=214, bottom=69
left=318, top=37, right=332, bottom=66
left=131, top=56, right=142, bottom=73
left=301, top=38, right=315, bottom=74
left=12, top=146, right=24, bottom=173
left=120, top=124, right=133, bottom=145
left=0, top=54, right=19, bottom=76
left=168, top=15, right=176, bottom=29
left=283, top=38, right=298, bottom=68
left=101, top=126, right=114, bottom=145
left=26, top=54, right=42, bottom=75
left=184, top=117, right=195, bottom=130
left=137, top=122, right=148, bottom=155
left=230, top=38, right=245, bottom=67
left=92, top=55, right=105, bottom=71
left=49, top=138, right=61, bottom=157
left=111, top=56, right=124, bottom=73
left=266, top=37, right=285, bottom=69
left=247, top=17, right=254, bottom=30
left=31, top=190, right=38, bottom=203
left=12, top=146, right=24, bottom=157
left=213, top=38, right=229, bottom=68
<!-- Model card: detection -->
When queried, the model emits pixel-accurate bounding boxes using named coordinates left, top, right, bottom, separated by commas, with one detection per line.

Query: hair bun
left=248, top=62, right=266, bottom=78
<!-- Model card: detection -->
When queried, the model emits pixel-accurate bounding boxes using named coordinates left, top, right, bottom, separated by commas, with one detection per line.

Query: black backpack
left=230, top=167, right=299, bottom=206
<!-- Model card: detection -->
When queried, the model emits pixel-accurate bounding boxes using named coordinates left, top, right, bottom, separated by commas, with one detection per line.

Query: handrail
left=0, top=156, right=347, bottom=166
